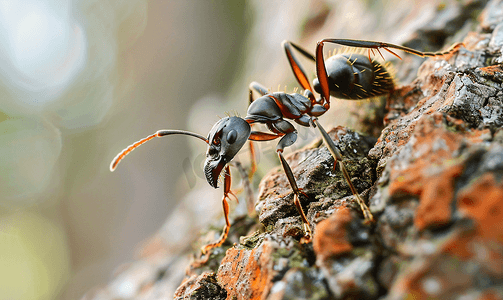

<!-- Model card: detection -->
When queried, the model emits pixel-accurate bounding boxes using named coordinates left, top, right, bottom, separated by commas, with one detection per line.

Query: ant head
left=204, top=116, right=251, bottom=188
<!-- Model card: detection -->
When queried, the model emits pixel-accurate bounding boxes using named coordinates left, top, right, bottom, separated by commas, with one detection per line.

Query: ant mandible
left=110, top=38, right=463, bottom=256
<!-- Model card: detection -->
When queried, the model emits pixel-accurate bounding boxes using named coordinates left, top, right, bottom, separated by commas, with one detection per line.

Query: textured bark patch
left=313, top=206, right=353, bottom=260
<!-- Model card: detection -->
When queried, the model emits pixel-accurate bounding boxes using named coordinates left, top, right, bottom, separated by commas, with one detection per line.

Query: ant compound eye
left=226, top=130, right=238, bottom=144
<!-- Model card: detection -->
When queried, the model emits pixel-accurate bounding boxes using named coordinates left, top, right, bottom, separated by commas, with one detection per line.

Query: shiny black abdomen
left=313, top=53, right=394, bottom=100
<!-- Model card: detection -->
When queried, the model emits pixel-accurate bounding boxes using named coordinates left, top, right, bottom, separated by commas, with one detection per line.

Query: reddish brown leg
left=237, top=84, right=278, bottom=215
left=248, top=131, right=283, bottom=141
left=282, top=40, right=316, bottom=104
left=315, top=41, right=332, bottom=109
left=201, top=165, right=233, bottom=254
left=317, top=38, right=464, bottom=59
left=248, top=141, right=257, bottom=181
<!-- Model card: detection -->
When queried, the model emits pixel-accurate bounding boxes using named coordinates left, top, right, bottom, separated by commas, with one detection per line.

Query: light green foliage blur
left=0, top=212, right=70, bottom=300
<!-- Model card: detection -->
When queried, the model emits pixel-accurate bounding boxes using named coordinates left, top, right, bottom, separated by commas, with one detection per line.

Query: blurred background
left=0, top=0, right=473, bottom=299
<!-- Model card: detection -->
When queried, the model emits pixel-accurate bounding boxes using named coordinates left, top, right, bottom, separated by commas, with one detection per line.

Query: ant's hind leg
left=317, top=38, right=464, bottom=60
left=282, top=40, right=316, bottom=104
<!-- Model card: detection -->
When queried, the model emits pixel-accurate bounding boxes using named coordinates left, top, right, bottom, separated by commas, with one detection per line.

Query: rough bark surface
left=175, top=1, right=503, bottom=299
left=83, top=1, right=503, bottom=299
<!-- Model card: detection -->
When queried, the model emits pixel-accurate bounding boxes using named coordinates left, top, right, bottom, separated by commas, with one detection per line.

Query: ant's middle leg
left=312, top=118, right=374, bottom=223
left=275, top=123, right=312, bottom=243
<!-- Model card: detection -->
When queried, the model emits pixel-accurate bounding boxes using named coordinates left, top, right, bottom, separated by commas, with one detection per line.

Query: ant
left=110, top=38, right=463, bottom=256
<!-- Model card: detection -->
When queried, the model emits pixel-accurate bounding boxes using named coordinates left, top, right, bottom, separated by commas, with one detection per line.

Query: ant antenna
left=110, top=130, right=208, bottom=171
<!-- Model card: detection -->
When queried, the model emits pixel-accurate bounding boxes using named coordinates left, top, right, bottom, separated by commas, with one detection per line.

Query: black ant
left=110, top=38, right=463, bottom=255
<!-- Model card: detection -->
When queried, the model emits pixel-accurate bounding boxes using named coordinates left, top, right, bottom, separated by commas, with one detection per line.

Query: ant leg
left=312, top=118, right=374, bottom=223
left=282, top=41, right=317, bottom=105
left=232, top=161, right=256, bottom=216
left=247, top=82, right=269, bottom=180
left=248, top=141, right=257, bottom=180
left=249, top=81, right=269, bottom=97
left=283, top=40, right=316, bottom=62
left=239, top=82, right=271, bottom=215
left=278, top=151, right=312, bottom=243
left=201, top=165, right=233, bottom=254
left=227, top=83, right=271, bottom=216
left=248, top=81, right=271, bottom=172
left=276, top=130, right=312, bottom=243
left=282, top=41, right=315, bottom=88
left=315, top=41, right=332, bottom=109
left=318, top=38, right=464, bottom=60
left=249, top=131, right=282, bottom=141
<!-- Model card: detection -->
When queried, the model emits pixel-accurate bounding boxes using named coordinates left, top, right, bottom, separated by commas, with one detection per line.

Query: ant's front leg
left=276, top=130, right=312, bottom=243
left=201, top=165, right=234, bottom=255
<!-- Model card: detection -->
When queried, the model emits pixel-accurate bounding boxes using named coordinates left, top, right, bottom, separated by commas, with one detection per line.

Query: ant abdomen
left=312, top=53, right=394, bottom=100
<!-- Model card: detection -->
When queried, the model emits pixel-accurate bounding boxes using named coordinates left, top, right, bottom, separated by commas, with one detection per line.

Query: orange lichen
left=442, top=173, right=503, bottom=266
left=479, top=65, right=503, bottom=76
left=313, top=206, right=353, bottom=260
left=388, top=172, right=503, bottom=299
left=217, top=242, right=276, bottom=300
left=413, top=164, right=464, bottom=230
left=466, top=128, right=491, bottom=144
left=387, top=112, right=501, bottom=233
left=457, top=173, right=503, bottom=243
left=387, top=114, right=465, bottom=230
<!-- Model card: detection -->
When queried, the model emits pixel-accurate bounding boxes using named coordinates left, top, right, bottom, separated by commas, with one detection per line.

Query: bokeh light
left=0, top=0, right=87, bottom=113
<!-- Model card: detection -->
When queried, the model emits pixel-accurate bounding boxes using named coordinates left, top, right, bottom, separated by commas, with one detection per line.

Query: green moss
left=271, top=245, right=307, bottom=269
left=239, top=231, right=264, bottom=249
